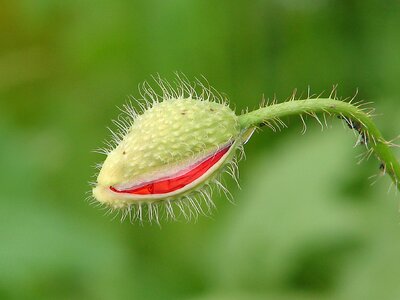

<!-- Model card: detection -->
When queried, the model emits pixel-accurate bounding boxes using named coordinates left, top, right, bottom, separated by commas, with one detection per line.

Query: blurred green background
left=1, top=1, right=400, bottom=299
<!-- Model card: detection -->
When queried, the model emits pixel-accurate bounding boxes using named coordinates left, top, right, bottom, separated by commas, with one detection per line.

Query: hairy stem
left=238, top=98, right=400, bottom=191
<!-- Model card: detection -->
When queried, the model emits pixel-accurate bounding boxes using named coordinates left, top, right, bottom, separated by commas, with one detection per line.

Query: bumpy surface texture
left=97, top=98, right=240, bottom=187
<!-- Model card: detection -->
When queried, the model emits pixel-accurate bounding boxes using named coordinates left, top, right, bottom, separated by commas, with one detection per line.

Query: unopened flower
left=92, top=76, right=253, bottom=223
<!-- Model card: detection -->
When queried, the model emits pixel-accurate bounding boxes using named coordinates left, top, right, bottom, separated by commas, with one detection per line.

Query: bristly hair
left=93, top=73, right=231, bottom=157
left=255, top=85, right=397, bottom=189
left=90, top=73, right=245, bottom=225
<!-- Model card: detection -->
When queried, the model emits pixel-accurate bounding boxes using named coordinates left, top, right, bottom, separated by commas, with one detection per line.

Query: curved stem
left=238, top=98, right=400, bottom=191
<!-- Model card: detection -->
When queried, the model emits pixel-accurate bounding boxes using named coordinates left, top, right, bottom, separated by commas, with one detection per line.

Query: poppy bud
left=92, top=78, right=250, bottom=223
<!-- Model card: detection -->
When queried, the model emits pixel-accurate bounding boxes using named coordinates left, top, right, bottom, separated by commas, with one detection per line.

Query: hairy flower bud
left=92, top=77, right=250, bottom=223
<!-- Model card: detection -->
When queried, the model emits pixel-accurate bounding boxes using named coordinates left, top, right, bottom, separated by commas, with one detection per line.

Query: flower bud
left=92, top=78, right=250, bottom=223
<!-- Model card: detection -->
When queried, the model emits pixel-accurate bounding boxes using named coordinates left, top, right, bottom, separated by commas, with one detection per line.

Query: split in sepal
left=91, top=75, right=248, bottom=224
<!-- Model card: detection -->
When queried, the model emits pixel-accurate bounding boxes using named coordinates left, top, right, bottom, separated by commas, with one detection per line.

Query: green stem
left=239, top=98, right=400, bottom=191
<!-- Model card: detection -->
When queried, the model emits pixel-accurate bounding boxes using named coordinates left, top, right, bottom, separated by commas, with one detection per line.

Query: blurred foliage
left=1, top=0, right=400, bottom=299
